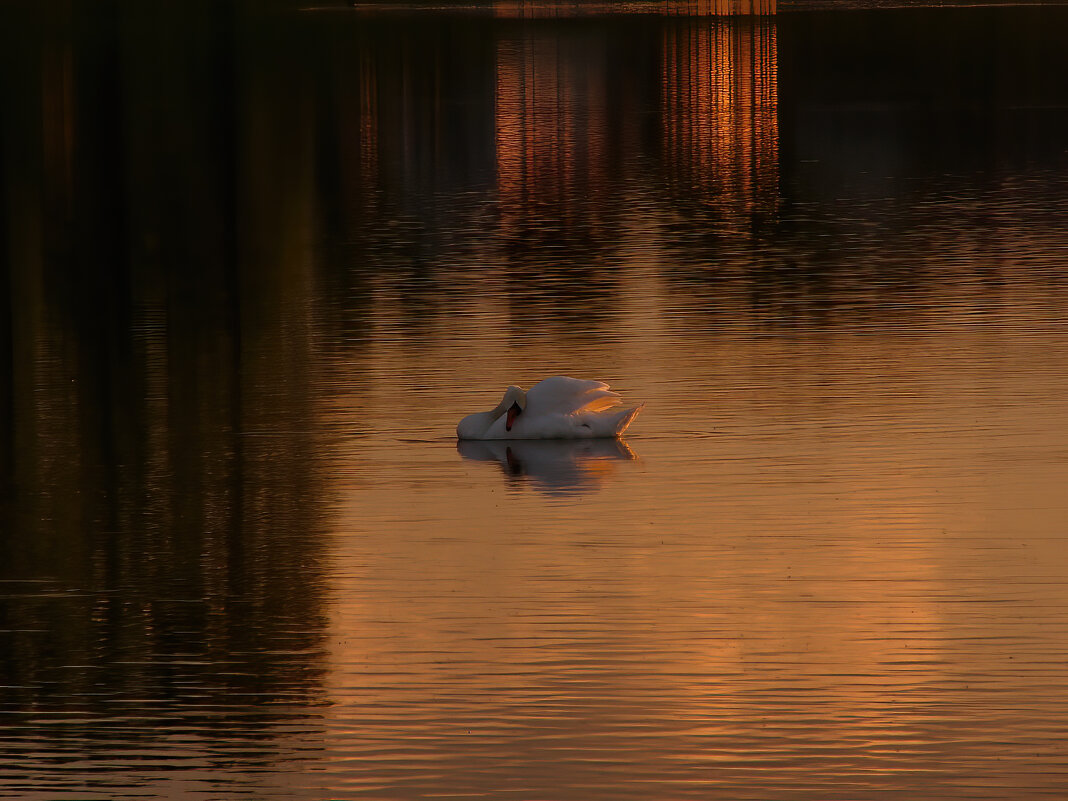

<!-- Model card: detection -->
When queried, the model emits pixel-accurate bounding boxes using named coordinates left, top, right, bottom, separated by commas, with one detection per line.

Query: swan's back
left=526, top=376, right=623, bottom=416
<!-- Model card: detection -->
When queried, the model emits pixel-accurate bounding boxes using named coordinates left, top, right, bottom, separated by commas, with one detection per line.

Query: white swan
left=456, top=376, right=643, bottom=440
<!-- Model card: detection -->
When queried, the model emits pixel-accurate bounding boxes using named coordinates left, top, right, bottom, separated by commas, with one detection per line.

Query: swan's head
left=501, top=385, right=527, bottom=432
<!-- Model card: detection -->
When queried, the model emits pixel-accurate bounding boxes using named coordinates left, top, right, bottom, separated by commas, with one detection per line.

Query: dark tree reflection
left=0, top=0, right=336, bottom=766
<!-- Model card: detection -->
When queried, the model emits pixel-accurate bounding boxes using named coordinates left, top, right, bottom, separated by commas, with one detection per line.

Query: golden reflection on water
left=4, top=3, right=1068, bottom=799
left=661, top=19, right=778, bottom=221
left=315, top=17, right=1068, bottom=791
left=495, top=33, right=617, bottom=246
left=492, top=0, right=776, bottom=17
left=318, top=254, right=1068, bottom=796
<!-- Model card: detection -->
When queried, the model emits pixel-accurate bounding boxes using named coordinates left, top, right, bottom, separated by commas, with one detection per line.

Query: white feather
left=456, top=376, right=643, bottom=440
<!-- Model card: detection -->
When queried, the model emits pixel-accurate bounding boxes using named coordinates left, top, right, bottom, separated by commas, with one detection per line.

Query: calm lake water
left=2, top=3, right=1068, bottom=799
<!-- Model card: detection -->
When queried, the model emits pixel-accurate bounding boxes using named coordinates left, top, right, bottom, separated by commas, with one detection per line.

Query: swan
left=456, top=376, right=643, bottom=440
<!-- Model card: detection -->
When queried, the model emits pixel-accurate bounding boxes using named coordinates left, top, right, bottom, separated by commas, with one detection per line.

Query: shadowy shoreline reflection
left=458, top=438, right=638, bottom=495
left=0, top=3, right=339, bottom=795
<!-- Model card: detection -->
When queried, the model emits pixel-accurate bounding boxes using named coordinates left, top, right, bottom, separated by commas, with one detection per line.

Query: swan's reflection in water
left=457, top=438, right=638, bottom=496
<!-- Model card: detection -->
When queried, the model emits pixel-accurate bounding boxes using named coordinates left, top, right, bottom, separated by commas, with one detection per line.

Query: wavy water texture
left=2, top=3, right=1068, bottom=799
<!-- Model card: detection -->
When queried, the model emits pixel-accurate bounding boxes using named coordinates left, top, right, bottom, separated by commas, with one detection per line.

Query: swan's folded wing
left=527, top=376, right=623, bottom=415
left=573, top=389, right=623, bottom=413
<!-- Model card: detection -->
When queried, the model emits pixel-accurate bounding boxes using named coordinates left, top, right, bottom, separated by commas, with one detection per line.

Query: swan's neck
left=488, top=397, right=509, bottom=419
left=457, top=388, right=526, bottom=440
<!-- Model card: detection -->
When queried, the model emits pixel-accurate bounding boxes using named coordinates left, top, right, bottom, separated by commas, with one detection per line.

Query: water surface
left=2, top=4, right=1068, bottom=799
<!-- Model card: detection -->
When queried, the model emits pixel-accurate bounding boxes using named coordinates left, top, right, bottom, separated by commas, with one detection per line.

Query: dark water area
left=2, top=3, right=1068, bottom=798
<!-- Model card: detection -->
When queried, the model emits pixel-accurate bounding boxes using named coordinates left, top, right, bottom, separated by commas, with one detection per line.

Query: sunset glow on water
left=2, top=3, right=1068, bottom=799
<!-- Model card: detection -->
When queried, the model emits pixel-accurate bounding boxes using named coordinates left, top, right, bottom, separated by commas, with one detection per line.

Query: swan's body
left=456, top=376, right=643, bottom=440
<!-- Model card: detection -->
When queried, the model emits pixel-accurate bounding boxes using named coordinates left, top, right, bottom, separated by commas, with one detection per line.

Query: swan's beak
left=506, top=401, right=522, bottom=431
